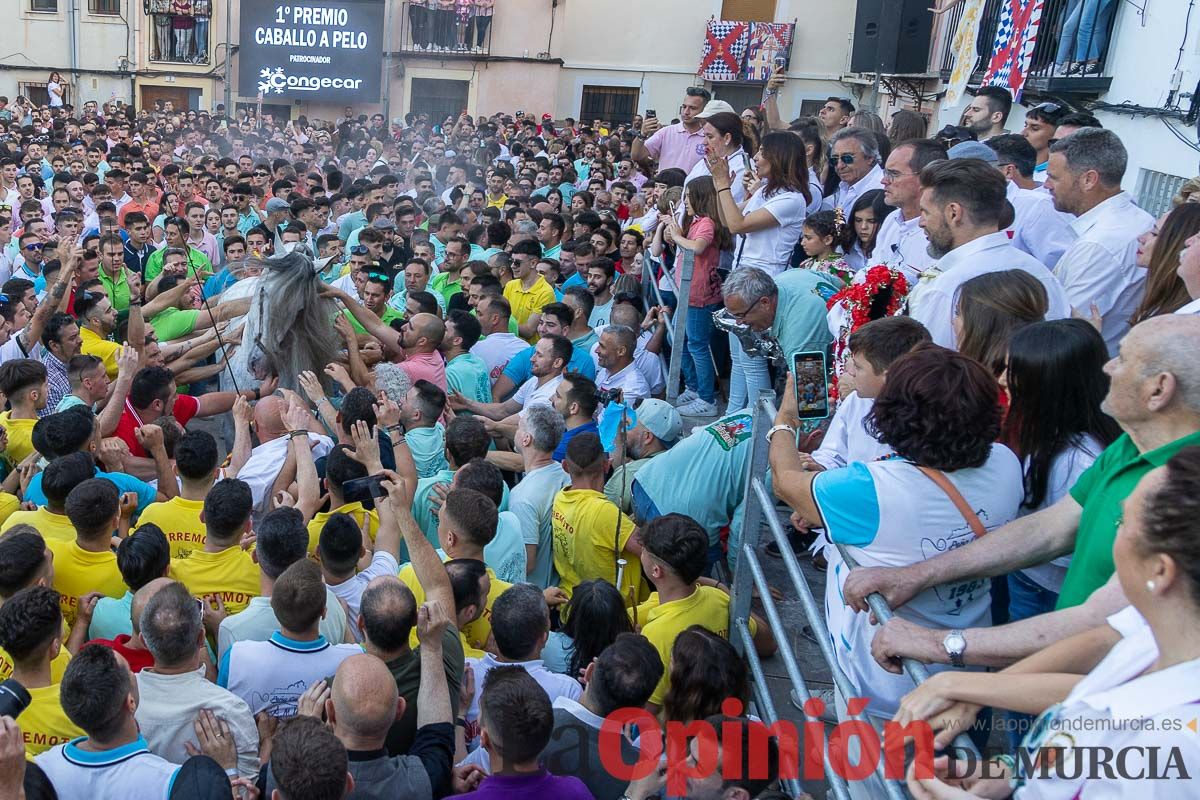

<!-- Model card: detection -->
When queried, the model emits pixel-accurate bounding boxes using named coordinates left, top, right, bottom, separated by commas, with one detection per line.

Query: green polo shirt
left=97, top=267, right=132, bottom=312
left=341, top=306, right=401, bottom=336
left=149, top=307, right=200, bottom=342
left=144, top=246, right=213, bottom=284
left=429, top=271, right=462, bottom=305
left=1057, top=429, right=1200, bottom=609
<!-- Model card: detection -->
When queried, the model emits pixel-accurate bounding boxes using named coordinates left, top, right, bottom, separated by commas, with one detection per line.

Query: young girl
left=652, top=176, right=730, bottom=417
left=845, top=189, right=893, bottom=273
left=798, top=210, right=854, bottom=287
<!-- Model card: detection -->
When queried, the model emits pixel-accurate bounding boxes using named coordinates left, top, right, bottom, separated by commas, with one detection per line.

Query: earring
left=1147, top=580, right=1157, bottom=593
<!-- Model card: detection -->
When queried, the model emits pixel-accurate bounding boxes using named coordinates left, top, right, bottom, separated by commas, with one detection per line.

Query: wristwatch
left=765, top=424, right=794, bottom=443
left=943, top=629, right=967, bottom=668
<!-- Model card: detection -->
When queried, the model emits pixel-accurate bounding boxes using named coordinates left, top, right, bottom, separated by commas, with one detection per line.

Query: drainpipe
left=68, top=0, right=80, bottom=88
left=222, top=0, right=232, bottom=116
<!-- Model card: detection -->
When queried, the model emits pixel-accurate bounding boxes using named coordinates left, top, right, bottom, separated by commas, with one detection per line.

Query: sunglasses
left=23, top=243, right=44, bottom=250
left=1030, top=102, right=1062, bottom=114
left=834, top=154, right=858, bottom=165
left=367, top=271, right=390, bottom=282
left=350, top=245, right=370, bottom=255
left=253, top=171, right=269, bottom=177
left=0, top=204, right=10, bottom=212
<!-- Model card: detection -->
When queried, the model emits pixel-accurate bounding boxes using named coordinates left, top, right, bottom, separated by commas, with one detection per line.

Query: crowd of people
left=0, top=70, right=1195, bottom=800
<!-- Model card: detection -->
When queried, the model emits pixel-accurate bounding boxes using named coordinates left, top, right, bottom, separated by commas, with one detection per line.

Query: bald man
left=235, top=393, right=336, bottom=514
left=86, top=576, right=173, bottom=673
left=398, top=312, right=448, bottom=391
left=282, top=602, right=460, bottom=798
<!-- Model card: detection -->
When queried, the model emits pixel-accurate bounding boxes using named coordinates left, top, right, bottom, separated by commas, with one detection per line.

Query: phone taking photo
left=792, top=351, right=832, bottom=421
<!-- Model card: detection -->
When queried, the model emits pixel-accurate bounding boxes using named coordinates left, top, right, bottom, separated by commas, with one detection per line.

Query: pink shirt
left=643, top=122, right=706, bottom=173
left=400, top=351, right=447, bottom=391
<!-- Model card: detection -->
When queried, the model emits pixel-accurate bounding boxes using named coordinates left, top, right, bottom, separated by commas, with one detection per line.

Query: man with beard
left=905, top=159, right=1070, bottom=349
left=603, top=399, right=681, bottom=515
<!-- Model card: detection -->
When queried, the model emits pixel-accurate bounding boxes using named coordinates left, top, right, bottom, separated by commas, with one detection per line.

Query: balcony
left=145, top=0, right=212, bottom=66
left=396, top=0, right=494, bottom=58
left=930, top=0, right=1117, bottom=97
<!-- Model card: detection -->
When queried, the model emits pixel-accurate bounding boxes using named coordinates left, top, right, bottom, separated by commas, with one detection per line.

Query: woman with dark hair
left=570, top=189, right=594, bottom=213
left=792, top=118, right=829, bottom=214
left=954, top=270, right=1048, bottom=377
left=545, top=187, right=564, bottom=213
left=687, top=112, right=749, bottom=204
left=1002, top=319, right=1120, bottom=619
left=661, top=626, right=748, bottom=724
left=769, top=345, right=1023, bottom=757
left=845, top=188, right=894, bottom=272
left=887, top=109, right=928, bottom=143
left=1130, top=203, right=1200, bottom=323
left=542, top=579, right=633, bottom=678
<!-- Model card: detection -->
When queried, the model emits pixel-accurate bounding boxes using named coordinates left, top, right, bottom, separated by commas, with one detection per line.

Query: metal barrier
left=728, top=390, right=976, bottom=799
left=639, top=247, right=693, bottom=405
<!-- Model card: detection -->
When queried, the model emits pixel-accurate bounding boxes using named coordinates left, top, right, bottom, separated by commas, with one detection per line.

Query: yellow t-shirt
left=46, top=539, right=126, bottom=628
left=551, top=488, right=642, bottom=603
left=399, top=558, right=510, bottom=654
left=0, top=646, right=69, bottom=684
left=79, top=326, right=123, bottom=379
left=0, top=492, right=24, bottom=528
left=306, top=502, right=381, bottom=556
left=1, top=508, right=76, bottom=543
left=170, top=545, right=260, bottom=615
left=502, top=277, right=557, bottom=335
left=636, top=586, right=755, bottom=705
left=0, top=412, right=37, bottom=468
left=139, top=496, right=207, bottom=559
left=20, top=682, right=83, bottom=758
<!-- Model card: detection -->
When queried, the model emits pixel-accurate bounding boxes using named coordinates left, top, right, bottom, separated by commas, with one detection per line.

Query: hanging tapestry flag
left=980, top=0, right=1045, bottom=101
left=698, top=19, right=750, bottom=82
left=742, top=22, right=796, bottom=81
left=943, top=0, right=986, bottom=107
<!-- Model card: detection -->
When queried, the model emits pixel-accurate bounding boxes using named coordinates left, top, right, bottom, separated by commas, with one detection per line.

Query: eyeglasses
left=349, top=245, right=369, bottom=255
left=834, top=154, right=858, bottom=165
left=883, top=169, right=918, bottom=180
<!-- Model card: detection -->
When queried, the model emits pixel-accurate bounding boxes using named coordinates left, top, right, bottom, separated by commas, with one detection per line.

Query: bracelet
left=455, top=717, right=467, bottom=728
left=717, top=187, right=731, bottom=194
left=252, top=387, right=261, bottom=401
left=286, top=430, right=308, bottom=440
left=385, top=424, right=405, bottom=434
left=765, top=424, right=795, bottom=443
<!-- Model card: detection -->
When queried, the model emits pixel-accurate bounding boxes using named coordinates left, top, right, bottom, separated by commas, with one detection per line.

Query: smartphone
left=792, top=351, right=831, bottom=420
left=646, top=109, right=657, bottom=119
left=343, top=475, right=387, bottom=504
left=742, top=152, right=752, bottom=175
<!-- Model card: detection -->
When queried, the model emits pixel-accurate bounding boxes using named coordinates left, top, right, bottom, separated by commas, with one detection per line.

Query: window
left=579, top=86, right=639, bottom=127
left=410, top=78, right=470, bottom=126
left=1135, top=169, right=1187, bottom=218
left=721, top=0, right=776, bottom=22
left=30, top=0, right=58, bottom=11
left=89, top=0, right=120, bottom=14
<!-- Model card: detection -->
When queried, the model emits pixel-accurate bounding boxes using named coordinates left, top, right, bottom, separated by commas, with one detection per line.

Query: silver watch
left=943, top=629, right=967, bottom=668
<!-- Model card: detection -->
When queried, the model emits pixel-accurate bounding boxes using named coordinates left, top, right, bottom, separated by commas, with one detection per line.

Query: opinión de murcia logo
left=257, top=67, right=364, bottom=94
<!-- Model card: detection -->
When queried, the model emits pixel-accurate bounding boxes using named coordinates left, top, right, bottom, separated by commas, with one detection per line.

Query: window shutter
left=720, top=0, right=776, bottom=22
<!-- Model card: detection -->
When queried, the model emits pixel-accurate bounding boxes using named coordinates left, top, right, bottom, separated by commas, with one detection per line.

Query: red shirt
left=114, top=393, right=200, bottom=457
left=88, top=635, right=155, bottom=673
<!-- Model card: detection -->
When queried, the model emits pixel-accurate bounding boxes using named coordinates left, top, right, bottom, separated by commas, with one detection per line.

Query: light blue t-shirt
left=26, top=464, right=156, bottom=514
left=406, top=424, right=450, bottom=479
left=445, top=353, right=492, bottom=407
left=499, top=343, right=595, bottom=398
left=484, top=510, right=527, bottom=585
left=88, top=590, right=133, bottom=642
left=771, top=269, right=839, bottom=359
left=588, top=298, right=614, bottom=330
left=507, top=461, right=570, bottom=589
left=541, top=630, right=574, bottom=675
left=633, top=409, right=757, bottom=546
left=562, top=272, right=586, bottom=292
left=411, top=467, right=511, bottom=547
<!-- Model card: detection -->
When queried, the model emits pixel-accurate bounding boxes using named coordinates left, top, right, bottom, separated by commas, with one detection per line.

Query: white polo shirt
left=217, top=631, right=361, bottom=717
left=1006, top=180, right=1075, bottom=271
left=872, top=208, right=933, bottom=284
left=810, top=392, right=892, bottom=470
left=595, top=361, right=651, bottom=406
left=1016, top=605, right=1200, bottom=799
left=1176, top=298, right=1200, bottom=315
left=512, top=373, right=563, bottom=417
left=813, top=445, right=1024, bottom=718
left=1052, top=192, right=1153, bottom=354
left=36, top=736, right=179, bottom=800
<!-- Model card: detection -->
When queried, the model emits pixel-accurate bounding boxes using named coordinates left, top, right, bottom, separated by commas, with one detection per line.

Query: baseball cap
left=947, top=140, right=998, bottom=163
left=265, top=197, right=290, bottom=213
left=373, top=217, right=396, bottom=230
left=636, top=399, right=683, bottom=444
left=695, top=100, right=737, bottom=119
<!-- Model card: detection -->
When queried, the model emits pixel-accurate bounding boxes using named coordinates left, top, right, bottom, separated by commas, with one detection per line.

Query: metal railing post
left=728, top=388, right=775, bottom=654
left=664, top=248, right=694, bottom=404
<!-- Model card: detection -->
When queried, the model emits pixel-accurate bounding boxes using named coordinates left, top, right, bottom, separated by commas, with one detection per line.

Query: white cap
left=636, top=399, right=684, bottom=444
left=695, top=100, right=737, bottom=119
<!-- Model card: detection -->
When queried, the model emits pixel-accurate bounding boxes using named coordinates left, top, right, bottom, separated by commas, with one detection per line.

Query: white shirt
left=217, top=590, right=350, bottom=660
left=814, top=445, right=1024, bottom=718
left=823, top=163, right=884, bottom=214
left=463, top=653, right=582, bottom=726
left=512, top=373, right=563, bottom=416
left=471, top=332, right=527, bottom=385
left=1005, top=181, right=1075, bottom=271
left=871, top=208, right=933, bottom=284
left=684, top=148, right=749, bottom=204
left=906, top=231, right=1072, bottom=349
left=595, top=361, right=651, bottom=406
left=588, top=330, right=664, bottom=397
left=1018, top=436, right=1102, bottom=593
left=1053, top=192, right=1153, bottom=354
left=810, top=392, right=892, bottom=470
left=238, top=433, right=335, bottom=515
left=219, top=632, right=361, bottom=717
left=36, top=736, right=178, bottom=800
left=1176, top=297, right=1200, bottom=315
left=735, top=186, right=808, bottom=276
left=1017, top=605, right=1200, bottom=800
left=328, top=549, right=399, bottom=639
left=135, top=666, right=260, bottom=778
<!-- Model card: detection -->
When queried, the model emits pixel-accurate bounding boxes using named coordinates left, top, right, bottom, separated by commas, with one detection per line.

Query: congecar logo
left=257, top=67, right=364, bottom=94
